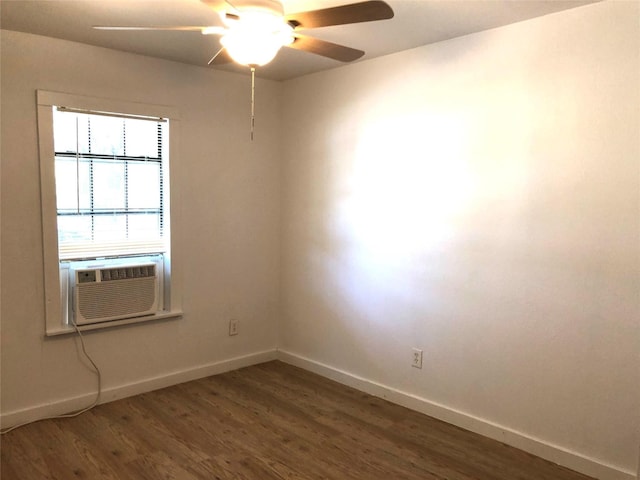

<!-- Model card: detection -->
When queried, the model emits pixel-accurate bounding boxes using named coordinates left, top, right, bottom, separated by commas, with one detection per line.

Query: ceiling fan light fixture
left=220, top=32, right=279, bottom=66
left=220, top=10, right=293, bottom=66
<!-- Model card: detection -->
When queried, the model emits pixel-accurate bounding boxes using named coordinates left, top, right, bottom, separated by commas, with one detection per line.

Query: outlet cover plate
left=412, top=348, right=423, bottom=369
left=229, top=319, right=238, bottom=336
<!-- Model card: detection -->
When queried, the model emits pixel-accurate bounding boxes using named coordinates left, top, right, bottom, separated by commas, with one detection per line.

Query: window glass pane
left=58, top=215, right=92, bottom=243
left=125, top=120, right=159, bottom=158
left=53, top=111, right=90, bottom=153
left=93, top=160, right=125, bottom=210
left=88, top=115, right=124, bottom=156
left=128, top=213, right=161, bottom=240
left=55, top=157, right=91, bottom=212
left=93, top=214, right=126, bottom=242
left=53, top=110, right=78, bottom=153
left=128, top=162, right=161, bottom=209
left=77, top=115, right=90, bottom=153
left=55, top=158, right=79, bottom=211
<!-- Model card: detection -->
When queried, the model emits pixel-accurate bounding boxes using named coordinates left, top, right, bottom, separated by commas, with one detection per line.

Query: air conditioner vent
left=77, top=278, right=157, bottom=321
left=100, top=265, right=155, bottom=282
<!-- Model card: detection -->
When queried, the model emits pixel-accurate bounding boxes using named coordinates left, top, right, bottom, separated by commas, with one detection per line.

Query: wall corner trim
left=276, top=349, right=636, bottom=480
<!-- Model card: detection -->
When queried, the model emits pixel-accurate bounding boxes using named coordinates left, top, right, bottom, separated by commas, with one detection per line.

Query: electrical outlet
left=412, top=348, right=423, bottom=369
left=229, top=319, right=238, bottom=336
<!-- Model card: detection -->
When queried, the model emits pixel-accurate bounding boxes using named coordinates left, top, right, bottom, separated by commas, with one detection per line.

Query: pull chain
left=250, top=66, right=256, bottom=141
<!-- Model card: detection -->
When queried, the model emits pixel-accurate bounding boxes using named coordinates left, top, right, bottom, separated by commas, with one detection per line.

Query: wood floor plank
left=1, top=361, right=596, bottom=480
left=0, top=429, right=53, bottom=480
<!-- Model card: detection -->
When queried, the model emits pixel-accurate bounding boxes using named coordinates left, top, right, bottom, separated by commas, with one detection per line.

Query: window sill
left=45, top=310, right=183, bottom=337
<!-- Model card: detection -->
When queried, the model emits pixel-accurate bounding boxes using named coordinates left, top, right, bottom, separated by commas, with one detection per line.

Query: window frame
left=37, top=90, right=182, bottom=336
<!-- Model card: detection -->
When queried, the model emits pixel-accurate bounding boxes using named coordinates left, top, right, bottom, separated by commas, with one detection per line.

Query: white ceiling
left=1, top=0, right=597, bottom=80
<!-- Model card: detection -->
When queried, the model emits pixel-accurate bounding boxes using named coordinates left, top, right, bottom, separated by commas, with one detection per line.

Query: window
left=53, top=109, right=166, bottom=259
left=37, top=91, right=182, bottom=335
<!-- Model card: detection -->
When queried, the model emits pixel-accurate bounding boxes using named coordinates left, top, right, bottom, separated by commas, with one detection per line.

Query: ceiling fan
left=94, top=0, right=395, bottom=68
left=95, top=0, right=393, bottom=140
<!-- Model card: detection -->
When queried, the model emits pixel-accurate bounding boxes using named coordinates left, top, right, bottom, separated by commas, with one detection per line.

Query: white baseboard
left=277, top=349, right=636, bottom=480
left=1, top=349, right=277, bottom=429
left=3, top=348, right=635, bottom=480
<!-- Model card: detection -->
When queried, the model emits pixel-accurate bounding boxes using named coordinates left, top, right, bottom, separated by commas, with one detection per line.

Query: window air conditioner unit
left=71, top=262, right=159, bottom=326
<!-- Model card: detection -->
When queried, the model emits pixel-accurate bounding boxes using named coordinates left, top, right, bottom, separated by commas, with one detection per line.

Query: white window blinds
left=53, top=108, right=168, bottom=260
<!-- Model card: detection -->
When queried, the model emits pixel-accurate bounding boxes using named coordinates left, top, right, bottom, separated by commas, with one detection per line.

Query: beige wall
left=280, top=1, right=639, bottom=477
left=1, top=30, right=281, bottom=417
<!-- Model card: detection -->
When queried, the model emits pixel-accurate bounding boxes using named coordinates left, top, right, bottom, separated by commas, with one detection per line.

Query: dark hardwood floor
left=1, top=360, right=594, bottom=480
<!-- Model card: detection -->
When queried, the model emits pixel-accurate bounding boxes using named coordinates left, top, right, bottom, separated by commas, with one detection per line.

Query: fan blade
left=93, top=25, right=211, bottom=31
left=287, top=34, right=364, bottom=62
left=286, top=1, right=393, bottom=29
left=209, top=47, right=233, bottom=65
